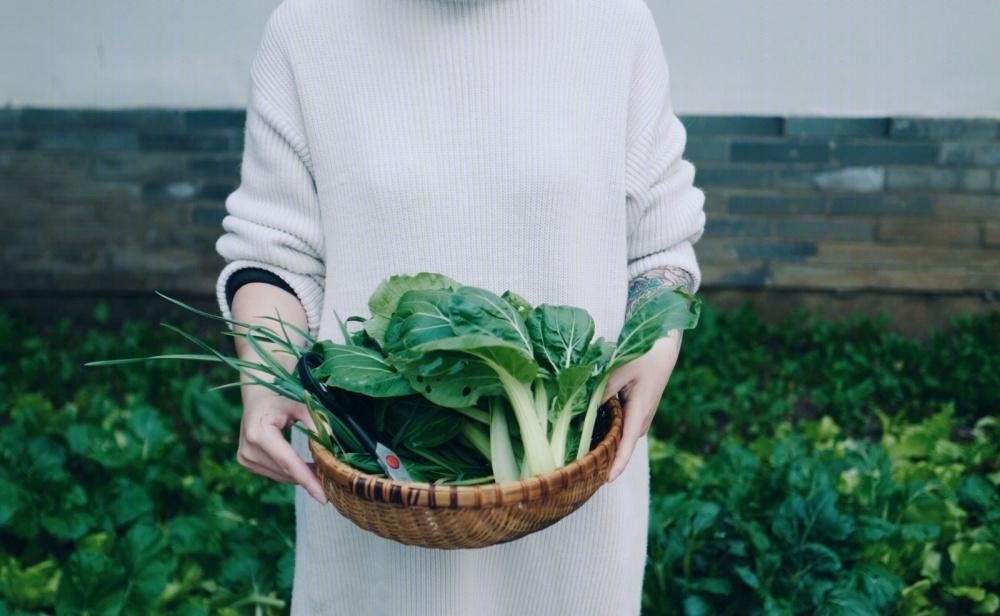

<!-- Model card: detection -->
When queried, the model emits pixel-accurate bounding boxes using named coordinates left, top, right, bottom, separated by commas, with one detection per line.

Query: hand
left=237, top=387, right=328, bottom=504
left=601, top=329, right=683, bottom=482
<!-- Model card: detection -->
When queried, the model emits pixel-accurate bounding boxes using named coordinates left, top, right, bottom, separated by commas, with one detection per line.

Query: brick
left=184, top=109, right=246, bottom=130
left=731, top=140, right=829, bottom=163
left=814, top=241, right=1000, bottom=268
left=775, top=167, right=827, bottom=190
left=0, top=108, right=18, bottom=131
left=728, top=194, right=825, bottom=215
left=687, top=238, right=736, bottom=262
left=36, top=132, right=138, bottom=151
left=679, top=115, right=783, bottom=136
left=938, top=143, right=1000, bottom=167
left=0, top=270, right=56, bottom=291
left=90, top=196, right=183, bottom=228
left=984, top=222, right=1000, bottom=247
left=932, top=195, right=1000, bottom=219
left=19, top=108, right=86, bottom=131
left=694, top=166, right=773, bottom=188
left=84, top=109, right=184, bottom=132
left=142, top=181, right=198, bottom=200
left=775, top=219, right=874, bottom=241
left=38, top=180, right=142, bottom=201
left=89, top=155, right=186, bottom=182
left=835, top=143, right=938, bottom=165
left=878, top=218, right=980, bottom=247
left=700, top=262, right=770, bottom=287
left=0, top=134, right=37, bottom=151
left=978, top=145, right=1000, bottom=167
left=683, top=138, right=728, bottom=162
left=0, top=154, right=89, bottom=186
left=965, top=268, right=1000, bottom=290
left=702, top=192, right=726, bottom=215
left=830, top=195, right=931, bottom=217
left=230, top=133, right=245, bottom=153
left=813, top=167, right=884, bottom=192
left=960, top=169, right=993, bottom=193
left=138, top=133, right=229, bottom=153
left=108, top=247, right=201, bottom=275
left=885, top=167, right=960, bottom=191
left=890, top=118, right=998, bottom=140
left=735, top=242, right=817, bottom=260
left=189, top=157, right=241, bottom=179
left=771, top=262, right=968, bottom=292
left=783, top=117, right=889, bottom=137
left=192, top=205, right=226, bottom=227
left=939, top=143, right=976, bottom=166
left=198, top=182, right=236, bottom=200
left=704, top=217, right=771, bottom=237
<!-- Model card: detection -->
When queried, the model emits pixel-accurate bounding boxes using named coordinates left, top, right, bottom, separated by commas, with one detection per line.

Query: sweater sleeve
left=214, top=7, right=326, bottom=340
left=623, top=6, right=706, bottom=294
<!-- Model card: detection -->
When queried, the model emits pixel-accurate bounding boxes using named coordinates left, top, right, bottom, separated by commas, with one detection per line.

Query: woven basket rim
left=309, top=396, right=623, bottom=510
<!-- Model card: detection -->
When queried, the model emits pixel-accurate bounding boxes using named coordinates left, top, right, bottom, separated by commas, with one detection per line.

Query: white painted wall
left=2, top=0, right=998, bottom=117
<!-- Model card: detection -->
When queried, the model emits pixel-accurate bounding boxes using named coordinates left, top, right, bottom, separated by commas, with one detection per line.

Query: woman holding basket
left=216, top=0, right=705, bottom=613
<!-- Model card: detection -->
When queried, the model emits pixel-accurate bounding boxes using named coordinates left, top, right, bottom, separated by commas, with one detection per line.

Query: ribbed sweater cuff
left=215, top=260, right=324, bottom=341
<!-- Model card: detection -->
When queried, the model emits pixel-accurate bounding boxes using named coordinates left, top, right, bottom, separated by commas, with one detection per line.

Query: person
left=214, top=0, right=706, bottom=613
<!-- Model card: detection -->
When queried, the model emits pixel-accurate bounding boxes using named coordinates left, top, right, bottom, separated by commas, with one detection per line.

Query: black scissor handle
left=295, top=351, right=377, bottom=455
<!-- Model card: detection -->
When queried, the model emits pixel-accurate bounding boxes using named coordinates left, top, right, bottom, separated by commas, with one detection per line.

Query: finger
left=260, top=430, right=328, bottom=504
left=608, top=399, right=648, bottom=482
left=602, top=368, right=634, bottom=404
left=288, top=402, right=318, bottom=432
left=242, top=457, right=297, bottom=484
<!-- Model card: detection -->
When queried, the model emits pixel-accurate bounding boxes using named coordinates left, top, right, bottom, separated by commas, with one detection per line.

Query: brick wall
left=1, top=108, right=998, bottom=301
left=684, top=116, right=1000, bottom=294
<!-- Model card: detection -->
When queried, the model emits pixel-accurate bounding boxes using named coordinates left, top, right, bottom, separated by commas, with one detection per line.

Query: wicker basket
left=308, top=397, right=623, bottom=550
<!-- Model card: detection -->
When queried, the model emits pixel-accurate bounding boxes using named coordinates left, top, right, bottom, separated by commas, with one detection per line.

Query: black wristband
left=225, top=267, right=298, bottom=310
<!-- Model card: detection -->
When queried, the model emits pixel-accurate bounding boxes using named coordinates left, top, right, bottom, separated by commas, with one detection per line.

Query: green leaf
left=121, top=521, right=175, bottom=604
left=55, top=550, right=127, bottom=616
left=110, top=481, right=153, bottom=526
left=950, top=542, right=1000, bottom=586
left=609, top=287, right=700, bottom=371
left=733, top=565, right=760, bottom=591
left=380, top=397, right=464, bottom=449
left=814, top=589, right=878, bottom=616
left=167, top=516, right=213, bottom=555
left=845, top=565, right=903, bottom=613
left=0, top=557, right=59, bottom=611
left=313, top=342, right=414, bottom=397
left=0, top=480, right=21, bottom=526
left=524, top=304, right=595, bottom=372
left=500, top=289, right=533, bottom=321
left=683, top=595, right=712, bottom=616
left=364, top=272, right=461, bottom=347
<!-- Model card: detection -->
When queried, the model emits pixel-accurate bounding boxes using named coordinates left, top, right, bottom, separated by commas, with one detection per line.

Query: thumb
left=289, top=401, right=319, bottom=433
left=602, top=368, right=632, bottom=404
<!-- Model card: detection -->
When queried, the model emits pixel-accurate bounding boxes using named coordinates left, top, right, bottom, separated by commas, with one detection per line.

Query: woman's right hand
left=237, top=385, right=328, bottom=504
left=229, top=282, right=328, bottom=505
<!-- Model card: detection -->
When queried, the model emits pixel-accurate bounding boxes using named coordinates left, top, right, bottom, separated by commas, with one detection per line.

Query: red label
left=386, top=455, right=400, bottom=469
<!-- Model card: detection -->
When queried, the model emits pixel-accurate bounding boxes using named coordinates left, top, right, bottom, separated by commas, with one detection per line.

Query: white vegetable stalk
left=575, top=373, right=611, bottom=461
left=482, top=359, right=558, bottom=476
left=489, top=398, right=520, bottom=482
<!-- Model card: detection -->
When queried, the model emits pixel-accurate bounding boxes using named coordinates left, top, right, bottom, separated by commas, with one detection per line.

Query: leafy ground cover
left=0, top=300, right=996, bottom=615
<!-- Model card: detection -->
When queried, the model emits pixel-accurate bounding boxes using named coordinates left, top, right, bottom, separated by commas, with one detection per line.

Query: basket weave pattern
left=309, top=397, right=623, bottom=549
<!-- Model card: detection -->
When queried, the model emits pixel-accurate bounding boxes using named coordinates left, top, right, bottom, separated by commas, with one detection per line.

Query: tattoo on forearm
left=626, top=266, right=695, bottom=318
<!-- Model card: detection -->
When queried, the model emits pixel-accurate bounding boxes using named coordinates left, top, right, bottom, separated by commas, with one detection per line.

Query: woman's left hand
left=601, top=329, right=683, bottom=482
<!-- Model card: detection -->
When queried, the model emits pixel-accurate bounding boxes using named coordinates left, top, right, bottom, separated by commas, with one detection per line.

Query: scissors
left=295, top=350, right=413, bottom=482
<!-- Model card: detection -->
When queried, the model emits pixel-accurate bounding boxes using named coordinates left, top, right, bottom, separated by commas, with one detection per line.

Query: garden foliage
left=0, top=301, right=997, bottom=615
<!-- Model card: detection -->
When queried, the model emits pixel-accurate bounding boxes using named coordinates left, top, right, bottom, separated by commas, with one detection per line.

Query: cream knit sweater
left=214, top=0, right=705, bottom=613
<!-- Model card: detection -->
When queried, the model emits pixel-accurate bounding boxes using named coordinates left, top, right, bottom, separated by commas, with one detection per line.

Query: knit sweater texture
left=214, top=0, right=705, bottom=613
